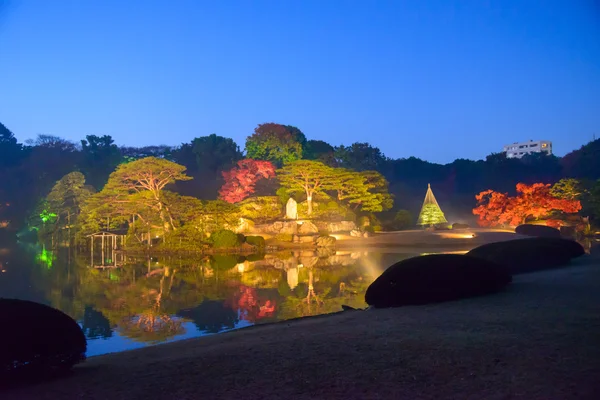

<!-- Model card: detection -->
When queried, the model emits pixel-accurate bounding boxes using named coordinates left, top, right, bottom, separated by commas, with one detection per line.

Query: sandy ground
left=4, top=254, right=600, bottom=400
left=335, top=229, right=528, bottom=249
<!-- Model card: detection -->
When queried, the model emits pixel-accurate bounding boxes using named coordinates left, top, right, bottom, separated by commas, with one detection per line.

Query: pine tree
left=417, top=184, right=447, bottom=226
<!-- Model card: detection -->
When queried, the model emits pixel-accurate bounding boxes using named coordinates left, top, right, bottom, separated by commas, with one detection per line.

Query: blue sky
left=0, top=0, right=598, bottom=163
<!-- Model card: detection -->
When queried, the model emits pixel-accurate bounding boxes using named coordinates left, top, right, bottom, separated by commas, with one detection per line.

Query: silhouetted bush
left=392, top=210, right=413, bottom=230
left=211, top=229, right=241, bottom=248
left=0, top=299, right=86, bottom=381
left=515, top=224, right=561, bottom=238
left=452, top=223, right=470, bottom=230
left=245, top=235, right=266, bottom=248
left=466, top=237, right=585, bottom=274
left=365, top=254, right=511, bottom=308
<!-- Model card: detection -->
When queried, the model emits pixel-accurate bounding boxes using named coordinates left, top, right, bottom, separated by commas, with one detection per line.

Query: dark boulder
left=466, top=237, right=585, bottom=275
left=365, top=254, right=511, bottom=308
left=0, top=299, right=86, bottom=382
left=515, top=224, right=561, bottom=238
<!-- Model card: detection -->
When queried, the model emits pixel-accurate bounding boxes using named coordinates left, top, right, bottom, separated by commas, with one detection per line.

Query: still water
left=0, top=240, right=469, bottom=357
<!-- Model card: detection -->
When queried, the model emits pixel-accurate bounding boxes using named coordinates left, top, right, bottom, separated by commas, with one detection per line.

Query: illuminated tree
left=103, top=157, right=192, bottom=231
left=358, top=171, right=394, bottom=212
left=550, top=178, right=583, bottom=200
left=417, top=184, right=447, bottom=226
left=418, top=203, right=447, bottom=226
left=245, top=123, right=302, bottom=165
left=473, top=183, right=582, bottom=227
left=46, top=172, right=94, bottom=233
left=277, top=161, right=337, bottom=215
left=219, top=159, right=276, bottom=203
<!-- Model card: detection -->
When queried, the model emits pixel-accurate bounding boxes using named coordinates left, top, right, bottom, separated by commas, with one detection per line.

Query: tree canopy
left=245, top=123, right=303, bottom=165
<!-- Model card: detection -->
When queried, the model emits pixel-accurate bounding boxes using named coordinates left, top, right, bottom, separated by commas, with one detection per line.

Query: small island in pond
left=1, top=122, right=598, bottom=256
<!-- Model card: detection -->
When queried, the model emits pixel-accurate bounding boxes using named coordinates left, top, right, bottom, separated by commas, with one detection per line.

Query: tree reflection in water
left=12, top=245, right=386, bottom=353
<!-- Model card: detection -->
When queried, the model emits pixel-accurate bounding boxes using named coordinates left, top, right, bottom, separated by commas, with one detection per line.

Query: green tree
left=303, top=139, right=336, bottom=165
left=393, top=210, right=413, bottom=230
left=81, top=135, right=122, bottom=189
left=191, top=134, right=242, bottom=174
left=46, top=171, right=95, bottom=235
left=332, top=169, right=393, bottom=213
left=334, top=142, right=387, bottom=172
left=85, top=157, right=192, bottom=235
left=245, top=123, right=302, bottom=165
left=277, top=161, right=337, bottom=215
left=550, top=178, right=583, bottom=200
left=417, top=203, right=448, bottom=227
left=0, top=121, right=23, bottom=168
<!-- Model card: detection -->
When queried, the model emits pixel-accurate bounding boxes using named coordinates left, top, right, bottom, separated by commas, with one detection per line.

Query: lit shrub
left=238, top=196, right=282, bottom=222
left=211, top=229, right=241, bottom=248
left=0, top=299, right=86, bottom=381
left=365, top=254, right=511, bottom=308
left=393, top=210, right=413, bottom=230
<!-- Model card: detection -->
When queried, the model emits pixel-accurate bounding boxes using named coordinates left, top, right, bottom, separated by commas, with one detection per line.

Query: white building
left=503, top=140, right=552, bottom=158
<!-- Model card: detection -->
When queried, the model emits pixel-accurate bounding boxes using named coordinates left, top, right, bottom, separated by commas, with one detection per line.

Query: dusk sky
left=0, top=0, right=598, bottom=163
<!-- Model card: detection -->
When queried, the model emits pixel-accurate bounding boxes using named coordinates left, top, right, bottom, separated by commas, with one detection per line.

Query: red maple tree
left=473, top=183, right=581, bottom=227
left=219, top=159, right=276, bottom=203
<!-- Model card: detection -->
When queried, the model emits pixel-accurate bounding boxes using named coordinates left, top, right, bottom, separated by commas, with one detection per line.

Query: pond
left=0, top=240, right=474, bottom=357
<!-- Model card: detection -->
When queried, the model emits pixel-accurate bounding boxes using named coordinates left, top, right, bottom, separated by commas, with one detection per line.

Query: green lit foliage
left=210, top=230, right=241, bottom=248
left=245, top=123, right=303, bottom=165
left=550, top=178, right=583, bottom=200
left=39, top=209, right=57, bottom=224
left=332, top=169, right=393, bottom=213
left=277, top=161, right=339, bottom=215
left=278, top=161, right=393, bottom=216
left=45, top=172, right=95, bottom=239
left=296, top=195, right=353, bottom=220
left=417, top=203, right=448, bottom=226
left=237, top=196, right=282, bottom=222
left=36, top=246, right=55, bottom=269
left=77, top=157, right=192, bottom=242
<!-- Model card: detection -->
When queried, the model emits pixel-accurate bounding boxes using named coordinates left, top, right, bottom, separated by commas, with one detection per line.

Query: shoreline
left=5, top=254, right=600, bottom=399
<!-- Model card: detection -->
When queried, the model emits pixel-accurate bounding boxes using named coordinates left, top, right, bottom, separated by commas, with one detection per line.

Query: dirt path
left=4, top=256, right=600, bottom=399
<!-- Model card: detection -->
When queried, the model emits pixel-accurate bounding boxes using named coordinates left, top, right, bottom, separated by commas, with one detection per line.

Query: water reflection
left=9, top=241, right=597, bottom=356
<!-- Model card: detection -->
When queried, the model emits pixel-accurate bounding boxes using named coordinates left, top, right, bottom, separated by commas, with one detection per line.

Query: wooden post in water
left=90, top=236, right=94, bottom=267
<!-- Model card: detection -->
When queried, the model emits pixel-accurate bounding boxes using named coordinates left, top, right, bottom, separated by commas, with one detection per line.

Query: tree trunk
left=306, top=192, right=313, bottom=215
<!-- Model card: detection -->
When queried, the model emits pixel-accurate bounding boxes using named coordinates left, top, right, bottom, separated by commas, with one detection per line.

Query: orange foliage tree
left=473, top=183, right=581, bottom=227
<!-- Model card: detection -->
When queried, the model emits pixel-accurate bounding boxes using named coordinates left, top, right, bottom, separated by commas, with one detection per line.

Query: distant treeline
left=1, top=121, right=599, bottom=229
